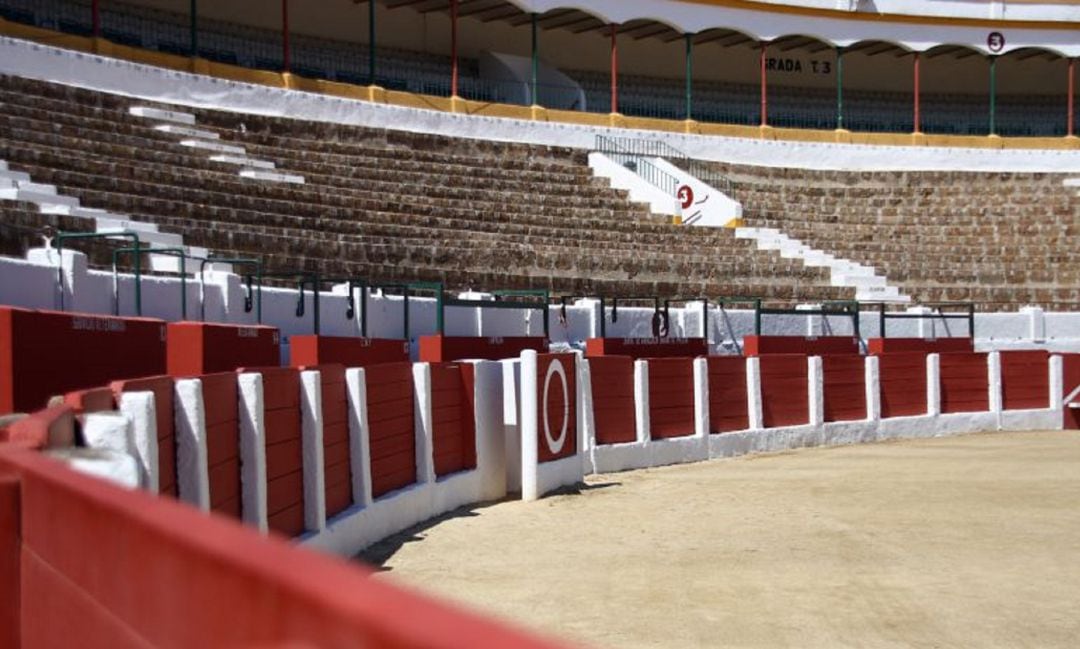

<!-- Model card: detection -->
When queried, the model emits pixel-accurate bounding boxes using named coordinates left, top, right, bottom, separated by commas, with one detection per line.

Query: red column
left=913, top=51, right=921, bottom=133
left=282, top=0, right=290, bottom=72
left=450, top=0, right=459, bottom=97
left=92, top=0, right=100, bottom=37
left=759, top=42, right=768, bottom=127
left=610, top=24, right=618, bottom=114
left=1069, top=58, right=1075, bottom=137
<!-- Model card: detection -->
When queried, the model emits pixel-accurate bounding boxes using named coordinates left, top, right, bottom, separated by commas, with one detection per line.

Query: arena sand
left=360, top=431, right=1080, bottom=648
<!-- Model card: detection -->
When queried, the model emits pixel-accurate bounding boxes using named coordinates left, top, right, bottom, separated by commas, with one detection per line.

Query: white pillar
left=174, top=378, right=210, bottom=511
left=117, top=391, right=159, bottom=492
left=988, top=351, right=1003, bottom=413
left=693, top=357, right=709, bottom=438
left=808, top=356, right=824, bottom=426
left=238, top=372, right=268, bottom=533
left=1021, top=306, right=1046, bottom=343
left=413, top=362, right=436, bottom=485
left=746, top=357, right=763, bottom=429
left=345, top=368, right=373, bottom=507
left=465, top=360, right=508, bottom=500
left=633, top=359, right=650, bottom=443
left=520, top=350, right=540, bottom=502
left=864, top=355, right=881, bottom=421
left=1049, top=355, right=1064, bottom=416
left=300, top=370, right=327, bottom=533
left=926, top=353, right=941, bottom=416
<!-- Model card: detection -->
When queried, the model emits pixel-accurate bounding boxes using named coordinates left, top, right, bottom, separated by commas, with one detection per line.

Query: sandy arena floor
left=360, top=431, right=1080, bottom=648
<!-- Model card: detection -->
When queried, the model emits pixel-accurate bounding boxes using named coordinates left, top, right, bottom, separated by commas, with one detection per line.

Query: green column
left=190, top=0, right=197, bottom=57
left=988, top=55, right=997, bottom=135
left=836, top=47, right=844, bottom=129
left=685, top=33, right=693, bottom=120
left=531, top=13, right=539, bottom=105
left=368, top=0, right=376, bottom=84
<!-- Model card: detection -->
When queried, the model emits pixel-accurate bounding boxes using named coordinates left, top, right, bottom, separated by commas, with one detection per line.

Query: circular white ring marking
left=543, top=359, right=569, bottom=455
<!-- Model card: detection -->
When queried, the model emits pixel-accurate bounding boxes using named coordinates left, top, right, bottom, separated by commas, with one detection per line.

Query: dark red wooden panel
left=1062, top=354, right=1080, bottom=430
left=248, top=367, right=303, bottom=537
left=1000, top=351, right=1049, bottom=411
left=868, top=338, right=973, bottom=354
left=199, top=372, right=240, bottom=519
left=111, top=375, right=177, bottom=497
left=759, top=354, right=809, bottom=427
left=366, top=362, right=416, bottom=498
left=290, top=335, right=409, bottom=368
left=430, top=363, right=477, bottom=477
left=536, top=354, right=577, bottom=462
left=707, top=356, right=748, bottom=433
left=0, top=473, right=18, bottom=649
left=167, top=322, right=279, bottom=377
left=878, top=353, right=927, bottom=418
left=63, top=387, right=114, bottom=414
left=310, top=364, right=352, bottom=519
left=588, top=356, right=636, bottom=445
left=585, top=337, right=707, bottom=359
left=647, top=357, right=695, bottom=439
left=939, top=352, right=989, bottom=414
left=822, top=355, right=866, bottom=422
left=418, top=335, right=546, bottom=362
left=744, top=335, right=859, bottom=357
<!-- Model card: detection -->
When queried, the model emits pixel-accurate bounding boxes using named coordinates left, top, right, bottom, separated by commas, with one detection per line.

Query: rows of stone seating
left=711, top=163, right=1080, bottom=309
left=0, top=75, right=847, bottom=302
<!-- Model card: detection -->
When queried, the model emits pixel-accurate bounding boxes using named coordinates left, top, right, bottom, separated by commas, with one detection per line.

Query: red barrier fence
left=744, top=335, right=860, bottom=357
left=1064, top=354, right=1080, bottom=430
left=430, top=363, right=477, bottom=477
left=878, top=353, right=928, bottom=418
left=585, top=337, right=708, bottom=359
left=0, top=307, right=166, bottom=414
left=290, top=335, right=409, bottom=368
left=647, top=358, right=695, bottom=439
left=939, top=352, right=989, bottom=414
left=0, top=445, right=574, bottom=649
left=110, top=375, right=177, bottom=497
left=200, top=372, right=241, bottom=519
left=313, top=364, right=352, bottom=520
left=868, top=338, right=973, bottom=354
left=167, top=321, right=279, bottom=376
left=588, top=356, right=636, bottom=445
left=759, top=355, right=809, bottom=427
left=1000, top=351, right=1049, bottom=410
left=822, top=355, right=866, bottom=422
left=536, top=354, right=577, bottom=462
left=419, top=335, right=545, bottom=362
left=365, top=363, right=416, bottom=498
left=248, top=367, right=305, bottom=537
left=706, top=356, right=748, bottom=433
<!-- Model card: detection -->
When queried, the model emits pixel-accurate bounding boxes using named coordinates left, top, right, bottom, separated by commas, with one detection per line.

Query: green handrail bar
left=262, top=270, right=320, bottom=335
left=319, top=277, right=369, bottom=336
left=54, top=230, right=142, bottom=313
left=199, top=257, right=263, bottom=323
left=754, top=300, right=861, bottom=339
left=492, top=289, right=550, bottom=338
left=442, top=288, right=549, bottom=339
left=112, top=246, right=192, bottom=319
left=662, top=297, right=712, bottom=339
left=869, top=301, right=975, bottom=339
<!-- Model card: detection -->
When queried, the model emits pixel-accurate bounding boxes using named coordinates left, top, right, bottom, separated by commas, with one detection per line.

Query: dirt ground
left=360, top=431, right=1080, bottom=648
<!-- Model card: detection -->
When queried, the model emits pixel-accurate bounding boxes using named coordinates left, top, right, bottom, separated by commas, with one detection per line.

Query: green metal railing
left=596, top=135, right=680, bottom=197
left=594, top=134, right=734, bottom=196
left=754, top=300, right=861, bottom=340
left=112, top=246, right=190, bottom=318
left=870, top=301, right=975, bottom=339
left=441, top=289, right=550, bottom=338
left=53, top=230, right=142, bottom=313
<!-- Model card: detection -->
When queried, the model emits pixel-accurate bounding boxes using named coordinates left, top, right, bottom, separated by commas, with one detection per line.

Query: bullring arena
left=0, top=0, right=1079, bottom=647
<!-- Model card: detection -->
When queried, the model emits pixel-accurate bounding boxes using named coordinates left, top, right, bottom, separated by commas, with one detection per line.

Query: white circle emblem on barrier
left=542, top=359, right=569, bottom=455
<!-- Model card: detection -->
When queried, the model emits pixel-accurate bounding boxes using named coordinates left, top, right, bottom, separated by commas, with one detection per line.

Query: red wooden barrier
left=200, top=372, right=240, bottom=519
left=743, top=335, right=860, bottom=356
left=0, top=446, right=575, bottom=649
left=312, top=365, right=352, bottom=519
left=759, top=354, right=809, bottom=427
left=647, top=357, right=695, bottom=439
left=868, top=338, right=973, bottom=354
left=243, top=367, right=304, bottom=537
left=1000, top=351, right=1049, bottom=410
left=290, top=335, right=409, bottom=368
left=585, top=337, right=708, bottom=359
left=1064, top=354, right=1080, bottom=429
left=110, top=376, right=177, bottom=497
left=419, top=335, right=546, bottom=362
left=939, top=352, right=989, bottom=414
left=878, top=353, right=927, bottom=418
left=167, top=321, right=279, bottom=376
left=536, top=354, right=577, bottom=462
left=430, top=363, right=477, bottom=477
left=588, top=356, right=636, bottom=445
left=63, top=387, right=115, bottom=414
left=365, top=362, right=416, bottom=498
left=706, top=356, right=748, bottom=433
left=822, top=355, right=866, bottom=422
left=0, top=307, right=166, bottom=414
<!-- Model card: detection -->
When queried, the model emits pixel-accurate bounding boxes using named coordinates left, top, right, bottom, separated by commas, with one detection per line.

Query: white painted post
left=808, top=356, right=824, bottom=427
left=746, top=357, right=763, bottom=430
left=633, top=359, right=650, bottom=443
left=988, top=351, right=1003, bottom=414
left=345, top=368, right=373, bottom=507
left=1049, top=355, right=1064, bottom=416
left=1021, top=306, right=1046, bottom=343
left=174, top=378, right=210, bottom=511
left=299, top=370, right=327, bottom=533
left=117, top=391, right=159, bottom=492
left=926, top=353, right=941, bottom=417
left=693, top=357, right=709, bottom=439
left=466, top=360, right=508, bottom=501
left=864, top=355, right=881, bottom=421
left=578, top=357, right=597, bottom=474
left=413, top=362, right=436, bottom=485
left=237, top=372, right=268, bottom=534
left=80, top=411, right=135, bottom=457
left=520, top=350, right=539, bottom=502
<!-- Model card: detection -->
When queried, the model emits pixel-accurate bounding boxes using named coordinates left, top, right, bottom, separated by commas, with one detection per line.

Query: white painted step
left=180, top=139, right=246, bottom=155
left=96, top=217, right=160, bottom=234
left=833, top=273, right=888, bottom=288
left=98, top=227, right=183, bottom=248
left=0, top=168, right=31, bottom=183
left=129, top=106, right=196, bottom=125
left=154, top=124, right=219, bottom=140
left=856, top=286, right=910, bottom=303
left=239, top=169, right=305, bottom=184
left=209, top=154, right=276, bottom=170
left=1061, top=178, right=1080, bottom=187
left=0, top=187, right=80, bottom=209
